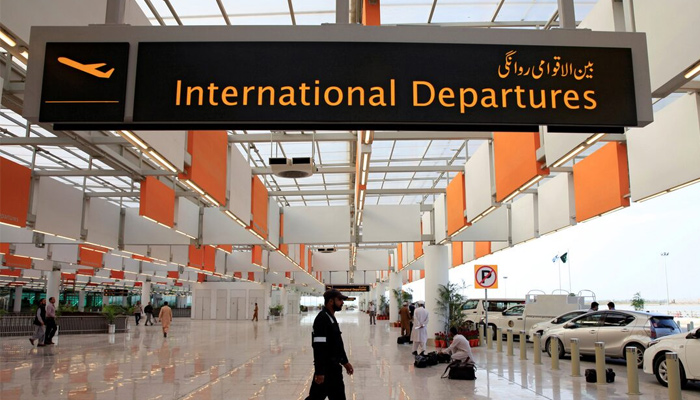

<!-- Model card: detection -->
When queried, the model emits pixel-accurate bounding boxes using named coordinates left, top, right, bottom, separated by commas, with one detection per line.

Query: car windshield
left=487, top=301, right=524, bottom=312
left=504, top=306, right=525, bottom=316
left=462, top=300, right=479, bottom=310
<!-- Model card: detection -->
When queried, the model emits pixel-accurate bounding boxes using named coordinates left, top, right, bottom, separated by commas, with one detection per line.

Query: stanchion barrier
left=506, top=329, right=514, bottom=356
left=533, top=333, right=542, bottom=365
left=496, top=328, right=503, bottom=353
left=595, top=342, right=606, bottom=385
left=570, top=338, right=581, bottom=377
left=487, top=326, right=493, bottom=350
left=519, top=330, right=527, bottom=360
left=666, top=352, right=683, bottom=400
left=625, top=347, right=641, bottom=395
left=550, top=337, right=560, bottom=370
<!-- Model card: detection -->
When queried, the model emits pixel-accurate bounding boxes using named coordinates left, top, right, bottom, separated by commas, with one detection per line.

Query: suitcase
left=585, top=368, right=615, bottom=383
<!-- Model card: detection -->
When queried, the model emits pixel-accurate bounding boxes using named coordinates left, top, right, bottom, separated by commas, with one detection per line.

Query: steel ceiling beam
left=229, top=131, right=493, bottom=143
left=252, top=165, right=463, bottom=175
left=33, top=169, right=175, bottom=177
left=0, top=136, right=128, bottom=146
left=269, top=188, right=445, bottom=196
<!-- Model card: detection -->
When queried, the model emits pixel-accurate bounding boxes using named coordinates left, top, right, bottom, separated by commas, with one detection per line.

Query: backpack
left=425, top=351, right=439, bottom=366
left=414, top=355, right=429, bottom=368
left=585, top=368, right=615, bottom=383
left=441, top=359, right=477, bottom=380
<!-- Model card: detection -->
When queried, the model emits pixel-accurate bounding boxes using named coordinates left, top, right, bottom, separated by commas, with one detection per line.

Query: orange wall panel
left=475, top=242, right=492, bottom=259
left=188, top=245, right=203, bottom=268
left=279, top=243, right=288, bottom=256
left=573, top=142, right=630, bottom=222
left=167, top=271, right=179, bottom=279
left=110, top=270, right=125, bottom=280
left=0, top=269, right=21, bottom=277
left=3, top=254, right=32, bottom=269
left=252, top=245, right=263, bottom=266
left=308, top=249, right=313, bottom=273
left=217, top=244, right=232, bottom=253
left=248, top=272, right=255, bottom=281
left=300, top=244, right=305, bottom=269
left=362, top=0, right=381, bottom=26
left=414, top=241, right=424, bottom=258
left=251, top=176, right=269, bottom=238
left=446, top=172, right=468, bottom=235
left=0, top=243, right=9, bottom=254
left=77, top=268, right=95, bottom=276
left=79, top=245, right=104, bottom=268
left=397, top=243, right=403, bottom=270
left=197, top=273, right=206, bottom=282
left=139, top=176, right=175, bottom=227
left=420, top=270, right=425, bottom=279
left=202, top=246, right=216, bottom=272
left=0, top=157, right=31, bottom=227
left=493, top=132, right=549, bottom=202
left=452, top=241, right=463, bottom=267
left=186, top=131, right=228, bottom=205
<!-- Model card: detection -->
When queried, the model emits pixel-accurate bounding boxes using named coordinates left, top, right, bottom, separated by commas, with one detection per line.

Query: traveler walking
left=44, top=297, right=57, bottom=345
left=305, top=289, right=354, bottom=400
left=144, top=302, right=154, bottom=325
left=252, top=302, right=259, bottom=321
left=159, top=301, right=173, bottom=337
left=134, top=301, right=143, bottom=325
left=29, top=298, right=47, bottom=347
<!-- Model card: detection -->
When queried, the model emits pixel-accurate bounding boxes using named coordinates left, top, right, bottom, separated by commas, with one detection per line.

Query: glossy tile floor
left=1, top=311, right=699, bottom=399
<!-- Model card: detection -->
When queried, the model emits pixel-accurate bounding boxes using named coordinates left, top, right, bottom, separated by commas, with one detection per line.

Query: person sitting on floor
left=440, top=326, right=474, bottom=362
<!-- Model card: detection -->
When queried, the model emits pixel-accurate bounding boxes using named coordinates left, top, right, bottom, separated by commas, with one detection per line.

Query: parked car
left=541, top=310, right=680, bottom=368
left=488, top=295, right=586, bottom=340
left=643, top=328, right=700, bottom=387
left=527, top=309, right=589, bottom=341
left=461, top=298, right=525, bottom=330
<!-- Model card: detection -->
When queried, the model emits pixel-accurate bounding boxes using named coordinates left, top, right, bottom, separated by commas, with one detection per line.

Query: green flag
left=560, top=253, right=568, bottom=263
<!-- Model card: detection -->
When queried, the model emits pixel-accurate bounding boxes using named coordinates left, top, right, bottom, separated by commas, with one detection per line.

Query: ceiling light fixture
left=684, top=61, right=700, bottom=79
left=0, top=30, right=16, bottom=47
left=551, top=145, right=586, bottom=168
left=148, top=150, right=178, bottom=173
left=118, top=130, right=148, bottom=150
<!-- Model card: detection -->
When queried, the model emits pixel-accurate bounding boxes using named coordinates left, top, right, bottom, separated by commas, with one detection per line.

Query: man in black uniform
left=306, top=289, right=355, bottom=400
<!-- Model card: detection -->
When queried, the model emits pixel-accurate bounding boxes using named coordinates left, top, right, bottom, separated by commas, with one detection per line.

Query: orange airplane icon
left=58, top=57, right=114, bottom=79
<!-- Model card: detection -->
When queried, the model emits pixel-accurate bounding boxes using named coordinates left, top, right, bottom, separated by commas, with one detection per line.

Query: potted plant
left=434, top=281, right=470, bottom=340
left=379, top=295, right=389, bottom=319
left=269, top=304, right=284, bottom=317
left=102, top=305, right=119, bottom=333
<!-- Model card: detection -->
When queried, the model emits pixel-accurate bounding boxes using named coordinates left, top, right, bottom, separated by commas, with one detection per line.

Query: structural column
left=280, top=286, right=288, bottom=316
left=78, top=290, right=86, bottom=312
left=425, top=245, right=450, bottom=343
left=376, top=281, right=387, bottom=316
left=389, top=271, right=402, bottom=322
left=141, top=281, right=152, bottom=306
left=46, top=270, right=61, bottom=303
left=13, top=287, right=22, bottom=312
left=264, top=282, right=273, bottom=320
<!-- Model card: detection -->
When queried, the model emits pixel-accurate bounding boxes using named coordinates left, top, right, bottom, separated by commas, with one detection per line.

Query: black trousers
left=45, top=317, right=57, bottom=342
left=134, top=313, right=141, bottom=325
left=305, top=364, right=346, bottom=400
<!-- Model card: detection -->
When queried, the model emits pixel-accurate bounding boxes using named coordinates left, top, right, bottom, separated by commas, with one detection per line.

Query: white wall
left=192, top=281, right=265, bottom=320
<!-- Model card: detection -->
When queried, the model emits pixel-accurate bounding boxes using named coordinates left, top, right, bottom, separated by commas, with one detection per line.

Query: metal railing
left=0, top=315, right=128, bottom=337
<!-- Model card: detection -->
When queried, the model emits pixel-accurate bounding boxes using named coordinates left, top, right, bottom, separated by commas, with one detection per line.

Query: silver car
left=541, top=310, right=680, bottom=368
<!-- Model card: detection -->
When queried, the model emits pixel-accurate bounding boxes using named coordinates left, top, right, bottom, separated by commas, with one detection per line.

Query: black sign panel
left=325, top=285, right=371, bottom=293
left=103, top=288, right=129, bottom=296
left=40, top=42, right=129, bottom=123
left=131, top=41, right=637, bottom=130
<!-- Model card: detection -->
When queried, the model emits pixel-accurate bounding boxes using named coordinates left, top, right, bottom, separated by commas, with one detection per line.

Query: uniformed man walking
left=306, top=289, right=355, bottom=400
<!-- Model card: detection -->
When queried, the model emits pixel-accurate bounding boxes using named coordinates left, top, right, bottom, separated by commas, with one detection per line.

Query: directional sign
left=474, top=265, right=498, bottom=289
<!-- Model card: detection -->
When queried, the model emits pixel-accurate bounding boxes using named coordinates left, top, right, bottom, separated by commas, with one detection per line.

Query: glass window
left=462, top=300, right=479, bottom=310
left=504, top=305, right=525, bottom=316
left=555, top=311, right=587, bottom=324
left=571, top=312, right=604, bottom=328
left=603, top=312, right=635, bottom=327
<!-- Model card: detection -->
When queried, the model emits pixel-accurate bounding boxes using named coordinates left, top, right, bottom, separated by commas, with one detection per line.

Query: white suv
left=643, top=328, right=700, bottom=387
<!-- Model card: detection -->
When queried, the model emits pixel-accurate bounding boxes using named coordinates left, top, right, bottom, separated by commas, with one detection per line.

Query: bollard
left=497, top=328, right=503, bottom=353
left=666, top=353, right=683, bottom=400
left=688, top=323, right=692, bottom=333
left=533, top=333, right=542, bottom=365
left=689, top=321, right=695, bottom=331
left=570, top=338, right=581, bottom=377
left=595, top=342, right=606, bottom=385
left=519, top=330, right=527, bottom=360
left=550, top=337, right=560, bottom=370
left=625, top=347, right=641, bottom=395
left=487, top=326, right=493, bottom=350
left=507, top=329, right=514, bottom=356
left=479, top=326, right=485, bottom=347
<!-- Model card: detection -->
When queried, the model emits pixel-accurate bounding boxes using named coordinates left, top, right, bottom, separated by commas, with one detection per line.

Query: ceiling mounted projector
left=269, top=157, right=316, bottom=178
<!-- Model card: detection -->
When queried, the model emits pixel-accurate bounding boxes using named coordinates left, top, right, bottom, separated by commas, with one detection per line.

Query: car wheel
left=654, top=354, right=688, bottom=388
left=625, top=343, right=645, bottom=368
left=545, top=338, right=564, bottom=359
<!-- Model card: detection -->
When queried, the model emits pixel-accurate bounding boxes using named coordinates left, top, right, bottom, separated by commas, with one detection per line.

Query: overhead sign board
left=325, top=284, right=370, bottom=293
left=474, top=265, right=498, bottom=289
left=103, top=288, right=129, bottom=296
left=24, top=26, right=653, bottom=132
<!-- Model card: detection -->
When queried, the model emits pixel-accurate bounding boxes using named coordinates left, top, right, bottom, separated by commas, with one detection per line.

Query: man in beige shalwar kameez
left=159, top=302, right=173, bottom=338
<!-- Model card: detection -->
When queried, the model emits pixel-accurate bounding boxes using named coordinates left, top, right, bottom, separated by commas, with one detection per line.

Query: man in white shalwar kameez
left=411, top=301, right=429, bottom=356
